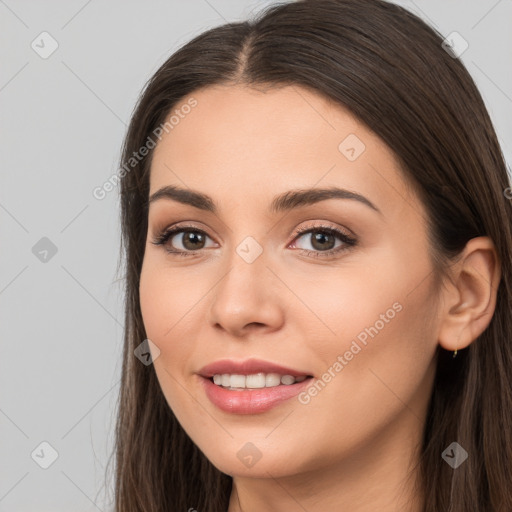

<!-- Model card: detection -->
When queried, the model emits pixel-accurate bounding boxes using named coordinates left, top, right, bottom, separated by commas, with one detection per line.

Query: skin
left=139, top=84, right=500, bottom=512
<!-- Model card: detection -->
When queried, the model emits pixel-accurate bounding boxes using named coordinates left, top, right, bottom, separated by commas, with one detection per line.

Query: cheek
left=293, top=241, right=435, bottom=355
left=139, top=263, right=199, bottom=416
left=139, top=265, right=167, bottom=342
left=289, top=247, right=438, bottom=406
left=139, top=261, right=196, bottom=377
left=294, top=265, right=437, bottom=444
left=283, top=261, right=406, bottom=359
left=139, top=257, right=203, bottom=339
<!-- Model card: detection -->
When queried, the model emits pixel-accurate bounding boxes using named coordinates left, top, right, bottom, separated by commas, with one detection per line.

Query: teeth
left=247, top=373, right=266, bottom=388
left=265, top=373, right=281, bottom=387
left=211, top=372, right=309, bottom=389
left=280, top=375, right=295, bottom=385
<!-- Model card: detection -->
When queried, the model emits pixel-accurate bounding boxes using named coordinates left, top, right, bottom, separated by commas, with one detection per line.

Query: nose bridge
left=208, top=232, right=284, bottom=333
left=217, top=233, right=271, bottom=302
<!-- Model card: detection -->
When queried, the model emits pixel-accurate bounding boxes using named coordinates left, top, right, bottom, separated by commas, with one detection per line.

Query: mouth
left=208, top=372, right=313, bottom=390
left=199, top=373, right=315, bottom=414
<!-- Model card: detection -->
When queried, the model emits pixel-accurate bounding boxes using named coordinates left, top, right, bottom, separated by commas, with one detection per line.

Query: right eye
left=151, top=226, right=217, bottom=256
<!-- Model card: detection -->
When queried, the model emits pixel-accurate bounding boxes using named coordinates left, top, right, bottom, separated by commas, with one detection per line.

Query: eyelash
left=151, top=222, right=358, bottom=259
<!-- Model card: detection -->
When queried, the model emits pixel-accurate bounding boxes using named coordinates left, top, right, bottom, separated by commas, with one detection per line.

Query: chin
left=197, top=440, right=307, bottom=479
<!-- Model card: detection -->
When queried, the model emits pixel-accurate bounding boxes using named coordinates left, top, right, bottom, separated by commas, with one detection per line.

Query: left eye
left=291, top=227, right=356, bottom=255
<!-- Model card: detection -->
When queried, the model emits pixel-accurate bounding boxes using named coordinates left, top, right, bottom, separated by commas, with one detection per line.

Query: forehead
left=148, top=84, right=414, bottom=218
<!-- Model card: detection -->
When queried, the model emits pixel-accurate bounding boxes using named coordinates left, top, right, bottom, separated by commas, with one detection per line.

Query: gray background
left=1, top=0, right=511, bottom=510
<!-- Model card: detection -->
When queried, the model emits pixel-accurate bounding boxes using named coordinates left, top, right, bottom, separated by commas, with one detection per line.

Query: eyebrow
left=148, top=184, right=381, bottom=215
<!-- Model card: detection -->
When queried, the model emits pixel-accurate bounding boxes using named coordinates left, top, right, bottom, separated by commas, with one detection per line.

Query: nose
left=207, top=244, right=285, bottom=338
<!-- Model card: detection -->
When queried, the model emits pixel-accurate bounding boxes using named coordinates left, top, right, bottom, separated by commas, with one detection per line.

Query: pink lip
left=197, top=358, right=312, bottom=378
left=198, top=374, right=313, bottom=414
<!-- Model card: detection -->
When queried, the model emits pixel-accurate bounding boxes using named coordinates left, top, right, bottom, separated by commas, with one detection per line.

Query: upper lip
left=198, top=358, right=312, bottom=378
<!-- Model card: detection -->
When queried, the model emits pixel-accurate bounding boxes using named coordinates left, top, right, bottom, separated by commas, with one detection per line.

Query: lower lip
left=199, top=375, right=313, bottom=414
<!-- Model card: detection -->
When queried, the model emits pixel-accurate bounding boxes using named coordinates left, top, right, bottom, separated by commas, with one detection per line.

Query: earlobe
left=437, top=236, right=501, bottom=353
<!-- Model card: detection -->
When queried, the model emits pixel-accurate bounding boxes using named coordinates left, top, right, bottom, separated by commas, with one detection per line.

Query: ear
left=437, top=236, right=501, bottom=352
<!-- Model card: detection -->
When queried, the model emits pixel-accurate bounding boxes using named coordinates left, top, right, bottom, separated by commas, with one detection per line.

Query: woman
left=112, top=0, right=512, bottom=510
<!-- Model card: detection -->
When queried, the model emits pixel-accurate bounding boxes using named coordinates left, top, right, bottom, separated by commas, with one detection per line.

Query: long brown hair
left=110, top=0, right=512, bottom=510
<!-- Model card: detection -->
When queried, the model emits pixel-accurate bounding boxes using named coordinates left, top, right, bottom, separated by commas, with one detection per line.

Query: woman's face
left=139, top=84, right=441, bottom=479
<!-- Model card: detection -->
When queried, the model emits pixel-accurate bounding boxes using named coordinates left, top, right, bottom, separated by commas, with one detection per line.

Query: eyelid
left=290, top=220, right=354, bottom=239
left=152, top=219, right=353, bottom=241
